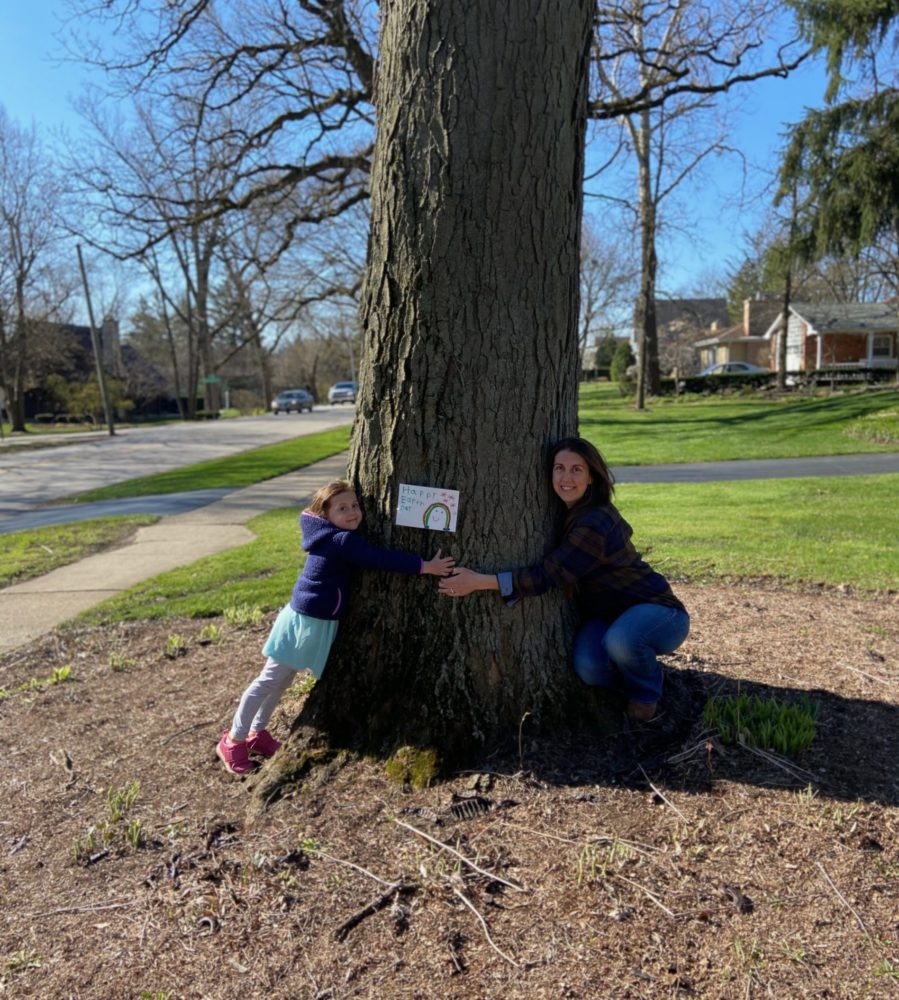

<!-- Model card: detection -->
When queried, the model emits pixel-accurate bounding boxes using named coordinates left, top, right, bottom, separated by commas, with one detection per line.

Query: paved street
left=614, top=451, right=899, bottom=483
left=0, top=408, right=355, bottom=519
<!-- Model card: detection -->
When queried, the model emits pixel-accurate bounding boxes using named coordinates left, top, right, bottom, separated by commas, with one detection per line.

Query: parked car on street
left=699, top=362, right=769, bottom=376
left=271, top=389, right=314, bottom=414
left=327, top=381, right=357, bottom=404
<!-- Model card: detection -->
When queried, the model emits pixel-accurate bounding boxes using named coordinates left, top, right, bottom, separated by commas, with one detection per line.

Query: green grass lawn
left=80, top=472, right=899, bottom=625
left=579, top=383, right=899, bottom=465
left=615, top=473, right=899, bottom=593
left=6, top=393, right=898, bottom=616
left=0, top=516, right=159, bottom=589
left=71, top=425, right=351, bottom=502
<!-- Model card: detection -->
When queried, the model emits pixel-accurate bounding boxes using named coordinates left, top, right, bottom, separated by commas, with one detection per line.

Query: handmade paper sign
left=395, top=483, right=460, bottom=533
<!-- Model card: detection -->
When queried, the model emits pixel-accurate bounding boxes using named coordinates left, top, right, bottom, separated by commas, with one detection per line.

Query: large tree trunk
left=272, top=0, right=595, bottom=779
left=776, top=268, right=792, bottom=390
left=10, top=287, right=28, bottom=432
left=633, top=109, right=660, bottom=409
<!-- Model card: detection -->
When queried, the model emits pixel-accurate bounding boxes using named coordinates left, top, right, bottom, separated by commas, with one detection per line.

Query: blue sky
left=1, top=3, right=832, bottom=300
left=0, top=3, right=95, bottom=132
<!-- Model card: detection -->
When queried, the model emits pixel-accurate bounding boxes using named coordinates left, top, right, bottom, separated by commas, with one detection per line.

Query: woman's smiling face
left=552, top=449, right=593, bottom=507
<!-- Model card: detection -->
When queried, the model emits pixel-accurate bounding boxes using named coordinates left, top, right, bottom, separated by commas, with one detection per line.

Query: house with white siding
left=763, top=302, right=898, bottom=374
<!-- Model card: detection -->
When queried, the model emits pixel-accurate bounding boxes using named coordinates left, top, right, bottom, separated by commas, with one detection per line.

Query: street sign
left=203, top=375, right=221, bottom=384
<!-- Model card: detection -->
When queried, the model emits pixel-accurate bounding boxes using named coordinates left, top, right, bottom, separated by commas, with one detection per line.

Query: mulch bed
left=1, top=582, right=897, bottom=999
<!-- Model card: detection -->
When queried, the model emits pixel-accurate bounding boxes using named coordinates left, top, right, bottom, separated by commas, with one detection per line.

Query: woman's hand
left=438, top=566, right=499, bottom=597
left=422, top=549, right=456, bottom=577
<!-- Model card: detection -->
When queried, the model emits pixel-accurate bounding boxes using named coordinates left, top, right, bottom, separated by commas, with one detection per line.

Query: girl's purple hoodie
left=289, top=512, right=422, bottom=620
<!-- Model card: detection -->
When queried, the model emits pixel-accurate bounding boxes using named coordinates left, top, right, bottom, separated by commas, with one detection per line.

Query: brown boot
left=626, top=700, right=658, bottom=722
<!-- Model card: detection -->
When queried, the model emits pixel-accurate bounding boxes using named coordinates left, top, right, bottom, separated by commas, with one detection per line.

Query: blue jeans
left=572, top=604, right=690, bottom=705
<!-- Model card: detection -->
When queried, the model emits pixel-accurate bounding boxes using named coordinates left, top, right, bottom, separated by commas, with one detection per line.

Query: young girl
left=217, top=480, right=455, bottom=774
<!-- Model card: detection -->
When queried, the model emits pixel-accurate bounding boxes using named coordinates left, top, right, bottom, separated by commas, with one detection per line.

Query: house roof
left=693, top=322, right=768, bottom=348
left=655, top=297, right=730, bottom=329
left=781, top=302, right=897, bottom=335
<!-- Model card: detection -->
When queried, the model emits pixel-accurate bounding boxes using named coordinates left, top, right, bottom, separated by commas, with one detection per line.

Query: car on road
left=327, top=381, right=357, bottom=404
left=271, top=389, right=314, bottom=414
left=699, top=362, right=769, bottom=376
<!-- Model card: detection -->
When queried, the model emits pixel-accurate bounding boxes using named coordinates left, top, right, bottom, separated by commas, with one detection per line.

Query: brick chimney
left=744, top=294, right=782, bottom=336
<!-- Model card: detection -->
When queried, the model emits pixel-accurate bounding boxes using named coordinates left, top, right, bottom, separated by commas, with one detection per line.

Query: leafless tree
left=0, top=108, right=74, bottom=430
left=579, top=216, right=637, bottom=368
left=588, top=0, right=808, bottom=407
left=66, top=0, right=375, bottom=244
left=210, top=197, right=365, bottom=406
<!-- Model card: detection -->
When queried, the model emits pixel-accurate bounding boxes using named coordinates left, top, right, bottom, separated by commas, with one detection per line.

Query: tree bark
left=282, top=0, right=594, bottom=771
left=776, top=268, right=791, bottom=390
left=633, top=108, right=660, bottom=408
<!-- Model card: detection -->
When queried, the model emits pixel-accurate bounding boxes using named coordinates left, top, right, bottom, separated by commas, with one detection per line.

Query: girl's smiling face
left=552, top=449, right=593, bottom=507
left=326, top=490, right=363, bottom=530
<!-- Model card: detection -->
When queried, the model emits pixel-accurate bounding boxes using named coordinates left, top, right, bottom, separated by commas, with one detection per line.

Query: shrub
left=610, top=341, right=635, bottom=384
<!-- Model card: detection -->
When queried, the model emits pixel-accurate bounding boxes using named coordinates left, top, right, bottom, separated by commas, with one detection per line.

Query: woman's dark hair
left=549, top=437, right=615, bottom=526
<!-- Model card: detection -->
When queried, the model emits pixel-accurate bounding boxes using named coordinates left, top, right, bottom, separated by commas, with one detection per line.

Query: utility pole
left=76, top=245, right=115, bottom=437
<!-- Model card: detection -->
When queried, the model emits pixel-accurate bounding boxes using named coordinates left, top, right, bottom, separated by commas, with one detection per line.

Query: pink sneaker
left=216, top=732, right=256, bottom=775
left=247, top=729, right=281, bottom=758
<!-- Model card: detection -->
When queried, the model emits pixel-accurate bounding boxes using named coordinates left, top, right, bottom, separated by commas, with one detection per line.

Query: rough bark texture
left=285, top=0, right=594, bottom=769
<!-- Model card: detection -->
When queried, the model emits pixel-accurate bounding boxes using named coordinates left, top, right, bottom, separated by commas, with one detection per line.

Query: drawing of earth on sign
left=396, top=484, right=460, bottom=533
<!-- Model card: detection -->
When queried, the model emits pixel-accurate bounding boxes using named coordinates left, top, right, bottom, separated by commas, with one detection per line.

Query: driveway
left=0, top=409, right=355, bottom=519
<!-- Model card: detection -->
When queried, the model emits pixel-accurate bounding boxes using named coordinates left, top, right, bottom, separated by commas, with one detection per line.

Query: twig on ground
left=816, top=862, right=869, bottom=936
left=393, top=817, right=524, bottom=892
left=841, top=663, right=892, bottom=686
left=139, top=914, right=152, bottom=950
left=517, top=711, right=531, bottom=771
left=314, top=848, right=398, bottom=889
left=451, top=886, right=521, bottom=967
left=613, top=873, right=677, bottom=919
left=334, top=883, right=416, bottom=942
left=498, top=817, right=656, bottom=856
left=29, top=899, right=135, bottom=918
left=639, top=765, right=689, bottom=823
left=737, top=739, right=817, bottom=783
left=667, top=734, right=719, bottom=764
left=161, top=720, right=217, bottom=746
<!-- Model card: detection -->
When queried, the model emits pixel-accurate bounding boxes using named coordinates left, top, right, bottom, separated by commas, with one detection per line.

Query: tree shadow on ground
left=506, top=668, right=899, bottom=808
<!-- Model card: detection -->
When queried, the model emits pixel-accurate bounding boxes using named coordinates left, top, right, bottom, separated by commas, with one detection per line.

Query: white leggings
left=230, top=657, right=297, bottom=741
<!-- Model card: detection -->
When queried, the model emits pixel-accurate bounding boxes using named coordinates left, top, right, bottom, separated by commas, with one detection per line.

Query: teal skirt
left=262, top=604, right=339, bottom=677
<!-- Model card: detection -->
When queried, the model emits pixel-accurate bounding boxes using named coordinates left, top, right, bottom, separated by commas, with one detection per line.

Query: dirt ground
left=1, top=582, right=897, bottom=1000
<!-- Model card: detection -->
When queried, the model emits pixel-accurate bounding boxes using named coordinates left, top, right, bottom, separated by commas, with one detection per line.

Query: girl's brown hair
left=550, top=437, right=615, bottom=530
left=306, top=480, right=355, bottom=517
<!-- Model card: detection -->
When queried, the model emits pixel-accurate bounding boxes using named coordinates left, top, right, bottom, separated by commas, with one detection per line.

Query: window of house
left=871, top=335, right=892, bottom=358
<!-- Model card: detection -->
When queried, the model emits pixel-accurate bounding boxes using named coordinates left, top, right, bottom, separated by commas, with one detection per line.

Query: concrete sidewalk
left=0, top=453, right=348, bottom=654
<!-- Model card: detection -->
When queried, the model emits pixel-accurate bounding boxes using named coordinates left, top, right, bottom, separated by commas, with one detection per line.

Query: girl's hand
left=422, top=549, right=456, bottom=577
left=438, top=566, right=499, bottom=597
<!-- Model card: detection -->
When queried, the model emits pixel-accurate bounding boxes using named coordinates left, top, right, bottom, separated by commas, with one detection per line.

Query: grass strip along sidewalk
left=0, top=516, right=160, bottom=589
left=0, top=427, right=350, bottom=587
left=71, top=425, right=351, bottom=502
